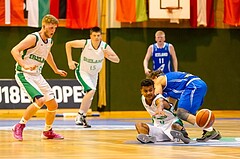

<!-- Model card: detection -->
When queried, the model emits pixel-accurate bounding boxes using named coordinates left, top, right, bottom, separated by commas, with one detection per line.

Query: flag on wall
left=224, top=0, right=240, bottom=26
left=190, top=0, right=214, bottom=27
left=0, top=0, right=25, bottom=25
left=50, top=0, right=66, bottom=19
left=66, top=0, right=98, bottom=29
left=26, top=0, right=66, bottom=27
left=26, top=0, right=50, bottom=27
left=116, top=0, right=147, bottom=23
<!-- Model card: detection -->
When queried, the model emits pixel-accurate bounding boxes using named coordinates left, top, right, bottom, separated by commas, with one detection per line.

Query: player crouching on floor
left=135, top=79, right=190, bottom=144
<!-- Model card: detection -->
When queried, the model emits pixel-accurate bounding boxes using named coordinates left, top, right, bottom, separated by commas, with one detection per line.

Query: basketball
left=196, top=109, right=215, bottom=128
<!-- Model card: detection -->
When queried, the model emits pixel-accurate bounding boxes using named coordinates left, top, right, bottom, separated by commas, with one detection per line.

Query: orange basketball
left=196, top=109, right=215, bottom=128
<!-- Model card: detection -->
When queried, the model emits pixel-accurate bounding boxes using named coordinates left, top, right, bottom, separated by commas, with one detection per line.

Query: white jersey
left=79, top=39, right=107, bottom=75
left=141, top=94, right=180, bottom=141
left=141, top=94, right=177, bottom=128
left=15, top=32, right=52, bottom=75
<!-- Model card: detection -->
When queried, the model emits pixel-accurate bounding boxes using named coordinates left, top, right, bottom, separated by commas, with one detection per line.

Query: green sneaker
left=212, top=130, right=222, bottom=140
left=196, top=129, right=219, bottom=142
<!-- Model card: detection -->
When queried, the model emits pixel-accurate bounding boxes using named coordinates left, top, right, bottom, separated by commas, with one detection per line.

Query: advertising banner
left=0, top=79, right=83, bottom=109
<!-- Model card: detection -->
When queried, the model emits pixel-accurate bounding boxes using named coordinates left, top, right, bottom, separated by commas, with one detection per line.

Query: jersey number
left=90, top=65, right=96, bottom=70
left=159, top=120, right=165, bottom=125
left=159, top=58, right=164, bottom=64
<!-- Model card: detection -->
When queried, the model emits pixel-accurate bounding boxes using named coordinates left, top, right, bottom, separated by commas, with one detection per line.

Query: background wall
left=1, top=27, right=240, bottom=110
left=107, top=28, right=240, bottom=111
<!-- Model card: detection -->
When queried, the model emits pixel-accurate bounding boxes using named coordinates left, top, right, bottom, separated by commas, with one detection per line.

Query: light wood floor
left=0, top=110, right=240, bottom=159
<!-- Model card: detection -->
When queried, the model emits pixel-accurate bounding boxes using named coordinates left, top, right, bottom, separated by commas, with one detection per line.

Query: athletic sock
left=19, top=117, right=28, bottom=124
left=204, top=127, right=213, bottom=132
left=44, top=124, right=52, bottom=131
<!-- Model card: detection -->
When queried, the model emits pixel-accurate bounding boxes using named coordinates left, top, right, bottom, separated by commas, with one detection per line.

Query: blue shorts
left=177, top=79, right=207, bottom=115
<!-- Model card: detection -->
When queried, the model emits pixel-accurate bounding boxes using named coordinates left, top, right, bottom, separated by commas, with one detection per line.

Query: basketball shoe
left=75, top=113, right=91, bottom=128
left=170, top=129, right=191, bottom=144
left=137, top=134, right=156, bottom=144
left=212, top=130, right=222, bottom=140
left=196, top=128, right=220, bottom=142
left=12, top=123, right=25, bottom=141
left=41, top=128, right=64, bottom=139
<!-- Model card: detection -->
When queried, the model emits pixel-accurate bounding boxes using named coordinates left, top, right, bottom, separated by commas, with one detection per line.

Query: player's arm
left=65, top=39, right=86, bottom=70
left=153, top=76, right=165, bottom=95
left=168, top=97, right=178, bottom=107
left=102, top=45, right=120, bottom=63
left=46, top=51, right=67, bottom=77
left=143, top=45, right=153, bottom=76
left=154, top=97, right=166, bottom=116
left=11, top=35, right=37, bottom=71
left=169, top=44, right=178, bottom=72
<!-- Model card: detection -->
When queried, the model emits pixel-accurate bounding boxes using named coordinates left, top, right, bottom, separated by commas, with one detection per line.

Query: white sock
left=79, top=110, right=86, bottom=116
left=203, top=127, right=213, bottom=131
left=19, top=117, right=27, bottom=124
left=44, top=124, right=52, bottom=131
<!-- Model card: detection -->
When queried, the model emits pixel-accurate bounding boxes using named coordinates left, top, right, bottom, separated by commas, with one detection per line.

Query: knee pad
left=176, top=109, right=190, bottom=121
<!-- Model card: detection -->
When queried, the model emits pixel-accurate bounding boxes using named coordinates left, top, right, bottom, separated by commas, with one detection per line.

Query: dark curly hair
left=140, top=79, right=154, bottom=88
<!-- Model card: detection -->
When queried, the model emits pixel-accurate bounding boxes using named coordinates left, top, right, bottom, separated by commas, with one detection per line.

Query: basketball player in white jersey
left=65, top=27, right=120, bottom=127
left=11, top=14, right=67, bottom=141
left=135, top=79, right=190, bottom=144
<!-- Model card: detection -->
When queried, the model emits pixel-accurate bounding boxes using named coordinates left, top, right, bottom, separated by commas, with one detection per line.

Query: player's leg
left=170, top=120, right=191, bottom=144
left=12, top=73, right=45, bottom=141
left=43, top=99, right=63, bottom=139
left=135, top=122, right=149, bottom=134
left=75, top=71, right=96, bottom=127
left=177, top=80, right=221, bottom=142
left=135, top=123, right=156, bottom=144
left=36, top=74, right=64, bottom=139
left=75, top=90, right=95, bottom=127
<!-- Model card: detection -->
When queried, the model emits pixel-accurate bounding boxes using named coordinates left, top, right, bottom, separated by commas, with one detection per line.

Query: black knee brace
left=176, top=109, right=190, bottom=121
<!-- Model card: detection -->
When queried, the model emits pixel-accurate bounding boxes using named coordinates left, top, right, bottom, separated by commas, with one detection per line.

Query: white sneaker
left=75, top=113, right=91, bottom=128
left=75, top=114, right=83, bottom=125
left=137, top=134, right=156, bottom=144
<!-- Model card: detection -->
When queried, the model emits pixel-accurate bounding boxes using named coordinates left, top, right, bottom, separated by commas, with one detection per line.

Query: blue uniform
left=152, top=42, right=172, bottom=73
left=162, top=72, right=207, bottom=115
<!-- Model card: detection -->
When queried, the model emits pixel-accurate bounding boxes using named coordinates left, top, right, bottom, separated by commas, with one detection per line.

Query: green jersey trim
left=17, top=73, right=42, bottom=100
left=75, top=62, right=92, bottom=92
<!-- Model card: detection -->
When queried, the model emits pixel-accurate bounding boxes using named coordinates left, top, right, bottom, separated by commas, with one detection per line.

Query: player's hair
left=90, top=26, right=102, bottom=34
left=155, top=30, right=165, bottom=37
left=42, top=14, right=59, bottom=25
left=147, top=69, right=164, bottom=79
left=141, top=79, right=154, bottom=87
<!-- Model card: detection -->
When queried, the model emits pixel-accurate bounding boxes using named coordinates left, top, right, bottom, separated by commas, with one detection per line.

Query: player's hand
left=154, top=109, right=166, bottom=117
left=144, top=68, right=151, bottom=76
left=102, top=48, right=109, bottom=57
left=23, top=64, right=37, bottom=71
left=55, top=69, right=67, bottom=77
left=68, top=61, right=78, bottom=70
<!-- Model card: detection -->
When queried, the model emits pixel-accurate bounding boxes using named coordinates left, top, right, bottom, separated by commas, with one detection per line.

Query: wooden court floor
left=0, top=110, right=240, bottom=159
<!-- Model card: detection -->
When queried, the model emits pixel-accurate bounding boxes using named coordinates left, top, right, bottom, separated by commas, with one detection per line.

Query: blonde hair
left=155, top=30, right=165, bottom=37
left=42, top=14, right=59, bottom=25
left=147, top=69, right=164, bottom=79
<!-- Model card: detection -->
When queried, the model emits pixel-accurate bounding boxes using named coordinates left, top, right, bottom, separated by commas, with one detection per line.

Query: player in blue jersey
left=143, top=30, right=178, bottom=76
left=149, top=70, right=221, bottom=142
